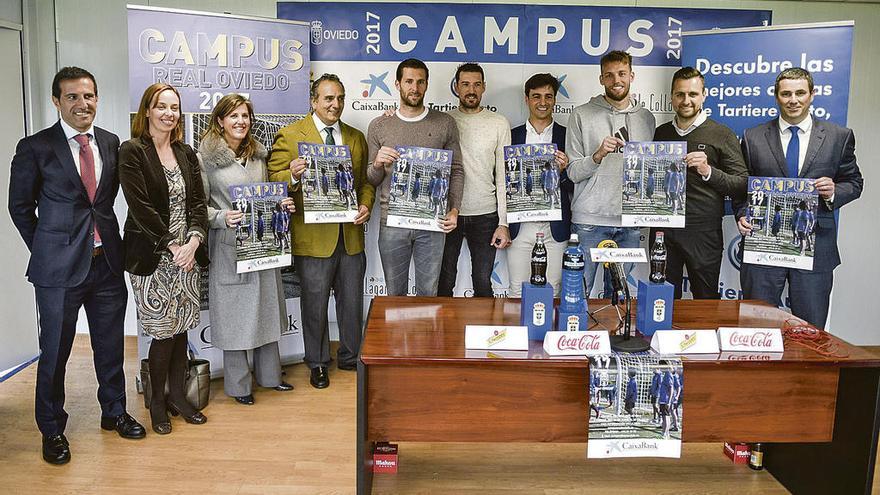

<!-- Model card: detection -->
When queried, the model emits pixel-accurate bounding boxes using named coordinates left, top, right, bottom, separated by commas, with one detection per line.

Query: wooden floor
left=0, top=336, right=877, bottom=494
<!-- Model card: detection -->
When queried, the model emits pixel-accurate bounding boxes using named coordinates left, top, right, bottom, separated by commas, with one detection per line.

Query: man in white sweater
left=438, top=63, right=511, bottom=297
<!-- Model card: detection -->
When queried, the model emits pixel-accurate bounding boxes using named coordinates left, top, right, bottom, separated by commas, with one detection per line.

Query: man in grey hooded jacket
left=566, top=50, right=656, bottom=298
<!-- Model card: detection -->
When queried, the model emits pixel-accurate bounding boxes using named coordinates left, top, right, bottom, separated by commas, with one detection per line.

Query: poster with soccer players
left=743, top=177, right=818, bottom=270
left=297, top=143, right=359, bottom=223
left=587, top=355, right=683, bottom=459
left=621, top=141, right=687, bottom=228
left=503, top=143, right=562, bottom=223
left=228, top=182, right=292, bottom=273
left=386, top=146, right=452, bottom=232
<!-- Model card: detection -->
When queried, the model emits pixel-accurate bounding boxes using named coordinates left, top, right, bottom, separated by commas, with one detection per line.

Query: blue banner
left=127, top=6, right=311, bottom=114
left=278, top=2, right=770, bottom=66
left=683, top=22, right=853, bottom=137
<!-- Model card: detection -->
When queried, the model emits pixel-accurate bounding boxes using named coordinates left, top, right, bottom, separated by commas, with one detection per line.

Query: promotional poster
left=504, top=143, right=561, bottom=223
left=621, top=141, right=687, bottom=227
left=743, top=177, right=818, bottom=270
left=277, top=2, right=770, bottom=297
left=386, top=146, right=453, bottom=232
left=228, top=182, right=292, bottom=273
left=298, top=142, right=359, bottom=223
left=588, top=354, right=683, bottom=459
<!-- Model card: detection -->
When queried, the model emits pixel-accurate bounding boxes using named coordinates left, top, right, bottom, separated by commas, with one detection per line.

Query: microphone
left=597, top=240, right=626, bottom=297
left=597, top=239, right=649, bottom=353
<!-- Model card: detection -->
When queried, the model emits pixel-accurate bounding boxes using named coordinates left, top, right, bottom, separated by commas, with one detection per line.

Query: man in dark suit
left=736, top=68, right=863, bottom=329
left=8, top=67, right=145, bottom=465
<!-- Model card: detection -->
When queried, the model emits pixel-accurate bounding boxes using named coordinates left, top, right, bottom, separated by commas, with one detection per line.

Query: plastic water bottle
left=561, top=234, right=585, bottom=312
left=530, top=232, right=547, bottom=286
left=650, top=231, right=667, bottom=284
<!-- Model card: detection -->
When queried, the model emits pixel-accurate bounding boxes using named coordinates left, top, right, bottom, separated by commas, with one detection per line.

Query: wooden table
left=357, top=297, right=880, bottom=495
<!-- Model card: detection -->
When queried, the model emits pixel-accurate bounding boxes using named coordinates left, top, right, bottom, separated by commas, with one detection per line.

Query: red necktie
left=73, top=134, right=101, bottom=244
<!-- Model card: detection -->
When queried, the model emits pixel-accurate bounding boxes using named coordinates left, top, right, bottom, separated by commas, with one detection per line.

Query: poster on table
left=278, top=1, right=770, bottom=296
left=386, top=146, right=452, bottom=232
left=127, top=6, right=310, bottom=372
left=228, top=182, right=292, bottom=273
left=298, top=143, right=359, bottom=223
left=588, top=354, right=684, bottom=459
left=621, top=141, right=687, bottom=227
left=742, top=177, right=818, bottom=270
left=504, top=143, right=561, bottom=223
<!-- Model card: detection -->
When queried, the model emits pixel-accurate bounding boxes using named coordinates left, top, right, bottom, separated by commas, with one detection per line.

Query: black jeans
left=438, top=212, right=499, bottom=297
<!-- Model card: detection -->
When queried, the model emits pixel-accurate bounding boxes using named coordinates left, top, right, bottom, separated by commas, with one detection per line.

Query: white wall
left=18, top=0, right=880, bottom=344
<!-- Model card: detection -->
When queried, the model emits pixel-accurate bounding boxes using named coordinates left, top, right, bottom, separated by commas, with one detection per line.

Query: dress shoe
left=310, top=366, right=330, bottom=389
left=100, top=412, right=146, bottom=439
left=338, top=362, right=357, bottom=371
left=273, top=381, right=294, bottom=392
left=42, top=434, right=70, bottom=465
left=234, top=394, right=255, bottom=405
left=151, top=418, right=172, bottom=435
left=167, top=400, right=208, bottom=425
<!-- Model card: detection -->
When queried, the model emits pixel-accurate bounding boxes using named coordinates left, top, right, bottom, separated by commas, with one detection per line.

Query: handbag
left=140, top=349, right=211, bottom=411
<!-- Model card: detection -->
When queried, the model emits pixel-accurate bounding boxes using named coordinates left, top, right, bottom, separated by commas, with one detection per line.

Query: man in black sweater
left=652, top=67, right=748, bottom=299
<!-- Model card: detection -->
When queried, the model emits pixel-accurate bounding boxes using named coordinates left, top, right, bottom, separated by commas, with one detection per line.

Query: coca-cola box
left=723, top=442, right=750, bottom=464
left=373, top=442, right=398, bottom=473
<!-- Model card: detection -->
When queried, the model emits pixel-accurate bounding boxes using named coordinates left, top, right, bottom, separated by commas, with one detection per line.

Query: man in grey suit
left=735, top=68, right=863, bottom=329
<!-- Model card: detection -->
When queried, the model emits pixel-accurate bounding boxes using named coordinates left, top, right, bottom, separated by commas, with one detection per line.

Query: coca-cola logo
left=556, top=333, right=600, bottom=351
left=728, top=331, right=775, bottom=348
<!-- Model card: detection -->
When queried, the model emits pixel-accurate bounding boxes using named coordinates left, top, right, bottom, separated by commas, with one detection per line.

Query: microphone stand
left=610, top=272, right=649, bottom=353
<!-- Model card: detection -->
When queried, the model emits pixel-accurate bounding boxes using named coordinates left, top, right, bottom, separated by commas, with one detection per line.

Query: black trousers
left=651, top=227, right=723, bottom=300
left=438, top=212, right=499, bottom=297
left=33, top=254, right=128, bottom=436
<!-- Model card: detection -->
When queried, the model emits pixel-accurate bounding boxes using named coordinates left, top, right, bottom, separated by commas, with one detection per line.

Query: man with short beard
left=566, top=50, right=655, bottom=298
left=652, top=67, right=747, bottom=299
left=438, top=63, right=511, bottom=297
left=367, top=58, right=465, bottom=296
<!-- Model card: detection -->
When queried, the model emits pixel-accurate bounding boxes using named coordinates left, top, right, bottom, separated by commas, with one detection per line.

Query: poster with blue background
left=683, top=22, right=853, bottom=138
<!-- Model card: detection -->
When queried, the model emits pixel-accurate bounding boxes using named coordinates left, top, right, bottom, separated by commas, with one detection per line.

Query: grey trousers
left=222, top=341, right=282, bottom=397
left=377, top=224, right=445, bottom=296
left=296, top=237, right=366, bottom=369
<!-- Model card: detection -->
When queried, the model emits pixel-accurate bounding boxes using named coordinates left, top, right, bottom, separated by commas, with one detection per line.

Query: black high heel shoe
left=167, top=400, right=208, bottom=425
left=149, top=404, right=172, bottom=435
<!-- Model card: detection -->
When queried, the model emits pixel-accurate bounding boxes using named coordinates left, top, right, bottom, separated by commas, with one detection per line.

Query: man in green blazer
left=268, top=74, right=375, bottom=389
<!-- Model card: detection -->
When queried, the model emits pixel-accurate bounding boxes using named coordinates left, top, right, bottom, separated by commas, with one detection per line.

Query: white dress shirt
left=778, top=115, right=812, bottom=176
left=525, top=119, right=554, bottom=145
left=59, top=119, right=103, bottom=182
left=312, top=113, right=344, bottom=146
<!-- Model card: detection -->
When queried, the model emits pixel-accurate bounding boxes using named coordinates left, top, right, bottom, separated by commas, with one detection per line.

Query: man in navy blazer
left=8, top=67, right=145, bottom=465
left=736, top=68, right=863, bottom=329
left=507, top=73, right=572, bottom=297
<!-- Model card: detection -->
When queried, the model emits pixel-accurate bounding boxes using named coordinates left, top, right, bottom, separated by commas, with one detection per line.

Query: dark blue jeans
left=438, top=212, right=499, bottom=297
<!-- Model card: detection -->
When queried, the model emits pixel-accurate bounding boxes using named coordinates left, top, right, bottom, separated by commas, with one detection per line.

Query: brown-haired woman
left=198, top=93, right=294, bottom=405
left=119, top=83, right=209, bottom=434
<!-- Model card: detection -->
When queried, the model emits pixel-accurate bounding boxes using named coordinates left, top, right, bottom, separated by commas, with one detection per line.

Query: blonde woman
left=199, top=94, right=294, bottom=405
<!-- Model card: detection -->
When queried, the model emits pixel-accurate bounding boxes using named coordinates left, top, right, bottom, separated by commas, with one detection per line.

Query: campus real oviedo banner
left=277, top=2, right=771, bottom=298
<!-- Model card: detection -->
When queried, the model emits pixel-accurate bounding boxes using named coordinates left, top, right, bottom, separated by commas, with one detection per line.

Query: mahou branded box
left=723, top=442, right=750, bottom=464
left=373, top=442, right=398, bottom=473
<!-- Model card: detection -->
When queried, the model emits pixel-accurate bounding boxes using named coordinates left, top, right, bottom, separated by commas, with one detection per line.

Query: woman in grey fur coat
left=199, top=94, right=294, bottom=405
